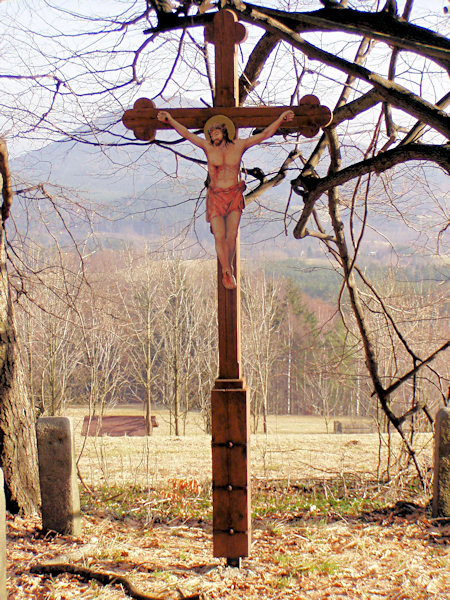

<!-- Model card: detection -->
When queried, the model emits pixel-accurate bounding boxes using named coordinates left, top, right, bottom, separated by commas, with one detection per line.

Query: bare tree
left=186, top=260, right=217, bottom=433
left=74, top=281, right=126, bottom=419
left=17, top=265, right=81, bottom=416
left=1, top=0, right=448, bottom=485
left=242, top=270, right=283, bottom=433
left=0, top=139, right=39, bottom=513
left=116, top=247, right=165, bottom=435
left=157, top=256, right=197, bottom=435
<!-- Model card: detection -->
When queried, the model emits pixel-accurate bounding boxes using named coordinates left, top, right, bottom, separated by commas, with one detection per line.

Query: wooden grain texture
left=123, top=102, right=332, bottom=139
left=211, top=387, right=250, bottom=558
left=213, top=378, right=246, bottom=390
left=213, top=488, right=248, bottom=531
left=212, top=445, right=248, bottom=488
left=217, top=238, right=241, bottom=380
left=211, top=390, right=249, bottom=446
left=205, top=10, right=247, bottom=108
left=213, top=531, right=249, bottom=559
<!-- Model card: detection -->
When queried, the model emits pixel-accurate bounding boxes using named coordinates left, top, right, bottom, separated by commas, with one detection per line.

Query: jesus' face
left=209, top=125, right=226, bottom=146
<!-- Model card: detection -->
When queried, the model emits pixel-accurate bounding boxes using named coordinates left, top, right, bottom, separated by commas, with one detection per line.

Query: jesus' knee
left=214, top=232, right=227, bottom=251
left=213, top=229, right=226, bottom=244
left=225, top=232, right=238, bottom=251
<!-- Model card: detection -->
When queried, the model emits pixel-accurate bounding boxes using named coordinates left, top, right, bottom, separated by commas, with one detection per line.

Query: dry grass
left=67, top=408, right=434, bottom=490
left=7, top=407, right=446, bottom=599
left=8, top=491, right=449, bottom=599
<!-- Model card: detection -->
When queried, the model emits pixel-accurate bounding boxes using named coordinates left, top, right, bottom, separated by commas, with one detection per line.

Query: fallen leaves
left=6, top=482, right=450, bottom=600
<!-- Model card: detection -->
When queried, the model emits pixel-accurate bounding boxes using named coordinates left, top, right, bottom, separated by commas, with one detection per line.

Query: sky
left=0, top=0, right=447, bottom=157
left=2, top=0, right=447, bottom=258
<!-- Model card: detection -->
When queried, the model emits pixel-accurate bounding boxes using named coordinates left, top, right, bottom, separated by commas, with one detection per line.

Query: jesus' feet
left=222, top=270, right=237, bottom=290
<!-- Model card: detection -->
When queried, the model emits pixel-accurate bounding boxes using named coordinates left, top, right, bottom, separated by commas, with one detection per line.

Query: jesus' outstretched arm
left=157, top=111, right=208, bottom=150
left=241, top=110, right=295, bottom=150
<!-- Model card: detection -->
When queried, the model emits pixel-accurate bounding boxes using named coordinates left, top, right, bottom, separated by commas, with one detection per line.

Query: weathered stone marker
left=433, top=407, right=450, bottom=518
left=0, top=469, right=6, bottom=600
left=36, top=417, right=81, bottom=535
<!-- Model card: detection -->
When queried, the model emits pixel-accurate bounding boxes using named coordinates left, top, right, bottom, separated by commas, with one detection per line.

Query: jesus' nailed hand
left=157, top=109, right=294, bottom=290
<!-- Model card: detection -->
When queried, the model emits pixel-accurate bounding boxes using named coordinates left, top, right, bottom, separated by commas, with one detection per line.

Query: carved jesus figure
left=157, top=109, right=294, bottom=289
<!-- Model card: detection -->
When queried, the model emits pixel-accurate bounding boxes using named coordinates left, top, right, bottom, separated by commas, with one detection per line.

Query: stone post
left=36, top=417, right=81, bottom=535
left=433, top=407, right=450, bottom=518
left=0, top=469, right=6, bottom=600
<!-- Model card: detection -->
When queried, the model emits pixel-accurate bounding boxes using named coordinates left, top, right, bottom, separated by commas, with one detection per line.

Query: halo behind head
left=204, top=115, right=236, bottom=142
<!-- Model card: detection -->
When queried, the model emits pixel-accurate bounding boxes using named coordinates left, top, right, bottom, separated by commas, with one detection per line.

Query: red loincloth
left=206, top=180, right=246, bottom=223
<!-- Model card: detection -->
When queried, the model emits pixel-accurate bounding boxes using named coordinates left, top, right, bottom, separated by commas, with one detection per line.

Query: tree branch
left=234, top=6, right=450, bottom=139
left=400, top=91, right=450, bottom=146
left=293, top=144, right=450, bottom=239
left=236, top=3, right=450, bottom=70
left=325, top=126, right=425, bottom=485
left=298, top=70, right=380, bottom=180
left=143, top=11, right=213, bottom=34
left=354, top=265, right=420, bottom=362
left=30, top=562, right=204, bottom=600
left=239, top=31, right=280, bottom=104
left=244, top=146, right=302, bottom=204
left=149, top=3, right=449, bottom=69
left=0, top=139, right=12, bottom=222
left=381, top=341, right=450, bottom=399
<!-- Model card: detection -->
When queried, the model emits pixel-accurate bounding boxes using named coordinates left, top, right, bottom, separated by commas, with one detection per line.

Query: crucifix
left=123, top=8, right=332, bottom=567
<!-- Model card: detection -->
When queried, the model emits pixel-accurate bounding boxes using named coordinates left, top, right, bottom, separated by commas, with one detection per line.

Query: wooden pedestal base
left=211, top=379, right=250, bottom=560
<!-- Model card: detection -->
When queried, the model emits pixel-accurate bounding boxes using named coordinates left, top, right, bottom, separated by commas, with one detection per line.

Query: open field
left=67, top=408, right=434, bottom=490
left=68, top=406, right=374, bottom=435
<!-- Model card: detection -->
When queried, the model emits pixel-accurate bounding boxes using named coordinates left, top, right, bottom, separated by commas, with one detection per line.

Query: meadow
left=69, top=407, right=434, bottom=491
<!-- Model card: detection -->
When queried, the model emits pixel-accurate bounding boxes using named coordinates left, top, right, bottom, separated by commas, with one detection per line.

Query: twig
left=76, top=464, right=96, bottom=497
left=378, top=341, right=450, bottom=399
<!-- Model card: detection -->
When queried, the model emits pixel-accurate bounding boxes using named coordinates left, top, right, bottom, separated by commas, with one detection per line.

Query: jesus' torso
left=205, top=140, right=246, bottom=189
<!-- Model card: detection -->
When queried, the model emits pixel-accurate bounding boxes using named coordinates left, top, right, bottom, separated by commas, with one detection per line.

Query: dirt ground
left=6, top=413, right=447, bottom=599
left=7, top=488, right=449, bottom=599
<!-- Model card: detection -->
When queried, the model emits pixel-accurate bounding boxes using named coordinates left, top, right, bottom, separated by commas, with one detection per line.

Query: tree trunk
left=0, top=139, right=40, bottom=514
left=0, top=229, right=40, bottom=513
left=144, top=297, right=153, bottom=436
left=174, top=355, right=180, bottom=437
left=145, top=379, right=152, bottom=436
left=262, top=396, right=268, bottom=434
left=145, top=346, right=153, bottom=436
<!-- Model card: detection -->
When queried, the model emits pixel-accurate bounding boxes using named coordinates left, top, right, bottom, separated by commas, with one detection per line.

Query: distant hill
left=263, top=256, right=449, bottom=303
left=10, top=125, right=322, bottom=257
left=10, top=120, right=448, bottom=269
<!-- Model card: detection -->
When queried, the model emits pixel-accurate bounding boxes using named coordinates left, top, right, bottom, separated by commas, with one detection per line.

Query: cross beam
left=123, top=97, right=332, bottom=141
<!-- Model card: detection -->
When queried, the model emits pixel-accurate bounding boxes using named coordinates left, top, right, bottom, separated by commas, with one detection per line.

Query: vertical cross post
left=205, top=9, right=251, bottom=564
left=122, top=7, right=332, bottom=566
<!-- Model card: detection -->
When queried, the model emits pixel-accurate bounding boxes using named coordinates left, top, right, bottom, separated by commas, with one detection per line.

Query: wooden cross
left=123, top=9, right=332, bottom=566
